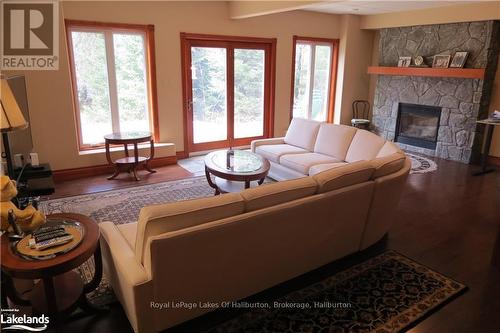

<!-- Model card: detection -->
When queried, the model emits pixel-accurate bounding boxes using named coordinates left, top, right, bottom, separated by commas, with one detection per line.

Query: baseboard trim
left=488, top=155, right=500, bottom=166
left=176, top=150, right=189, bottom=159
left=53, top=155, right=178, bottom=182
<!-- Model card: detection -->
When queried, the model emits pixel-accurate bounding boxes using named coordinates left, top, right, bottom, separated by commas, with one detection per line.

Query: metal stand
left=473, top=123, right=496, bottom=176
left=2, top=132, right=15, bottom=179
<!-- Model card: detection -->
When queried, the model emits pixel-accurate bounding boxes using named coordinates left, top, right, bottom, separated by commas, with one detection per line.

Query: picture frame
left=450, top=51, right=469, bottom=68
left=432, top=54, right=451, bottom=68
left=397, top=56, right=412, bottom=67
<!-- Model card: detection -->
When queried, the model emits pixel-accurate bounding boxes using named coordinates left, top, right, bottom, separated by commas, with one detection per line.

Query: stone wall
left=372, top=21, right=499, bottom=163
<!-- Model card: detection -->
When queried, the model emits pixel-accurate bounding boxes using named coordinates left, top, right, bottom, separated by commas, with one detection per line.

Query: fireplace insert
left=395, top=103, right=441, bottom=150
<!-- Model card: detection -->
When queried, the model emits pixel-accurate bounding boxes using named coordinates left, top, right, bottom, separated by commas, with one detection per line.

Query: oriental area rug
left=208, top=251, right=466, bottom=333
left=77, top=250, right=466, bottom=333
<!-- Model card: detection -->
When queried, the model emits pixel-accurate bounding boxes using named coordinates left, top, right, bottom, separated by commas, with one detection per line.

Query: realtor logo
left=1, top=0, right=59, bottom=70
left=1, top=308, right=49, bottom=331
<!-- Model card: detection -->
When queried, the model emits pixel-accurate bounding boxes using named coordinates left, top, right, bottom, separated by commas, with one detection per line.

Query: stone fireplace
left=395, top=103, right=441, bottom=150
left=372, top=21, right=500, bottom=163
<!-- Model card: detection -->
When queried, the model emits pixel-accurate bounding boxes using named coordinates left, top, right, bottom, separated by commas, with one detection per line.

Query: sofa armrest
left=99, top=222, right=149, bottom=284
left=251, top=137, right=285, bottom=152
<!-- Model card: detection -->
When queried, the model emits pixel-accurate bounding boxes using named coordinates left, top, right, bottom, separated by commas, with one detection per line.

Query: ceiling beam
left=228, top=1, right=329, bottom=19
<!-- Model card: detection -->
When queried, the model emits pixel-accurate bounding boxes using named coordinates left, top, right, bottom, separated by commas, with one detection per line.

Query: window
left=291, top=36, right=339, bottom=122
left=66, top=20, right=158, bottom=149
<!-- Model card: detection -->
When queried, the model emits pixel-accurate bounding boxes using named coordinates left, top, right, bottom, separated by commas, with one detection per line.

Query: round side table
left=0, top=213, right=105, bottom=325
left=104, top=131, right=156, bottom=181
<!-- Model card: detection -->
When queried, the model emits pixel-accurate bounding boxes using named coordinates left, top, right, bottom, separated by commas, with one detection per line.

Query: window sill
left=78, top=142, right=174, bottom=156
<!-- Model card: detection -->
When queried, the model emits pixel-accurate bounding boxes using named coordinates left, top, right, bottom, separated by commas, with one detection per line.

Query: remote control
left=35, top=235, right=74, bottom=250
left=35, top=231, right=69, bottom=243
left=33, top=226, right=65, bottom=236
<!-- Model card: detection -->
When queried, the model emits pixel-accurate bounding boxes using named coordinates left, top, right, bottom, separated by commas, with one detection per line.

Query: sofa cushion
left=314, top=124, right=357, bottom=160
left=309, top=162, right=348, bottom=176
left=280, top=152, right=340, bottom=175
left=284, top=118, right=322, bottom=151
left=135, top=193, right=245, bottom=263
left=371, top=152, right=406, bottom=178
left=345, top=129, right=386, bottom=163
left=255, top=144, right=308, bottom=163
left=312, top=160, right=375, bottom=193
left=117, top=222, right=137, bottom=250
left=376, top=141, right=402, bottom=158
left=241, top=177, right=317, bottom=212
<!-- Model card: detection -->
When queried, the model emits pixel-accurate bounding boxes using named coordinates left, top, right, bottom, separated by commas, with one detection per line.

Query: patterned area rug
left=208, top=251, right=466, bottom=333
left=76, top=250, right=466, bottom=333
left=406, top=153, right=438, bottom=174
left=40, top=176, right=214, bottom=224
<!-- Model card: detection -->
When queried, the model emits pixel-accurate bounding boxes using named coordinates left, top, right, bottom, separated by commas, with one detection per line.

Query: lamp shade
left=1, top=78, right=28, bottom=132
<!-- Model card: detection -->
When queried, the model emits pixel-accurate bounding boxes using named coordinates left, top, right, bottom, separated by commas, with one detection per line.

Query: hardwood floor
left=35, top=159, right=500, bottom=332
left=50, top=164, right=194, bottom=199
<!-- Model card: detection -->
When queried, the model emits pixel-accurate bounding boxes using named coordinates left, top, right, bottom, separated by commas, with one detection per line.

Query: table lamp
left=1, top=78, right=28, bottom=179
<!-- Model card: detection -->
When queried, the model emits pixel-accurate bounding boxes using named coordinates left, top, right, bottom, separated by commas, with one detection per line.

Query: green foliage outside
left=72, top=31, right=111, bottom=124
left=72, top=31, right=148, bottom=128
left=191, top=47, right=265, bottom=123
left=293, top=43, right=331, bottom=121
left=234, top=49, right=264, bottom=123
left=114, top=33, right=148, bottom=123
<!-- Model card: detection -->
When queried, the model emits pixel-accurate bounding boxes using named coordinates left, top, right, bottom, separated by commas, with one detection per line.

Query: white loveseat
left=252, top=117, right=403, bottom=181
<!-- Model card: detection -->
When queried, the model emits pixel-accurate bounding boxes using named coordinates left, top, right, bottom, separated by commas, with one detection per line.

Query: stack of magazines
left=489, top=110, right=500, bottom=122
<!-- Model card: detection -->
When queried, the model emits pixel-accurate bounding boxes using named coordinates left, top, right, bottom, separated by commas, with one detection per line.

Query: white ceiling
left=304, top=1, right=481, bottom=15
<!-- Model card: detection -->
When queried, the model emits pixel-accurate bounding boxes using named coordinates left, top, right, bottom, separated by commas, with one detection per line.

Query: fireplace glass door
left=395, top=103, right=441, bottom=149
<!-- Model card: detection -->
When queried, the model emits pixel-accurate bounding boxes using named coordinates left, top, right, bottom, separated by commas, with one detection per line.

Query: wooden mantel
left=367, top=66, right=485, bottom=79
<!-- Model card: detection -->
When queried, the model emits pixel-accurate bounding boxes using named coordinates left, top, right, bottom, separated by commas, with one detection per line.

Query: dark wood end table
left=204, top=150, right=270, bottom=195
left=104, top=131, right=156, bottom=181
left=1, top=213, right=105, bottom=326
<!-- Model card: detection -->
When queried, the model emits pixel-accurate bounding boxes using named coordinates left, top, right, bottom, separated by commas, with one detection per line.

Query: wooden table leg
left=77, top=243, right=108, bottom=314
left=132, top=143, right=140, bottom=181
left=205, top=166, right=220, bottom=195
left=144, top=139, right=157, bottom=174
left=106, top=141, right=120, bottom=180
left=43, top=277, right=59, bottom=325
left=107, top=169, right=120, bottom=180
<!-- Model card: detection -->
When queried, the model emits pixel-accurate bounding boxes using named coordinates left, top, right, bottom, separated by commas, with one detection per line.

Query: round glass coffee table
left=204, top=150, right=270, bottom=195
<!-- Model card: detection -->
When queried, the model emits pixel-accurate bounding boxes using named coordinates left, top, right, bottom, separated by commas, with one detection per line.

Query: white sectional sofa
left=251, top=117, right=404, bottom=181
left=99, top=118, right=410, bottom=333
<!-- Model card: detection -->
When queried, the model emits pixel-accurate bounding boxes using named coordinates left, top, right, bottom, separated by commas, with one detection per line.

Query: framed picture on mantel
left=450, top=51, right=469, bottom=68
left=432, top=54, right=451, bottom=68
left=397, top=56, right=411, bottom=67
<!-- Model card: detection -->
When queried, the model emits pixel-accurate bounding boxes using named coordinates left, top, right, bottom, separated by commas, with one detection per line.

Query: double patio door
left=181, top=34, right=275, bottom=152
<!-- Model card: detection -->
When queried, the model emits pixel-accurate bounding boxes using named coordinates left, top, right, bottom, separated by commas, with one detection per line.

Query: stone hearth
left=372, top=21, right=499, bottom=163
